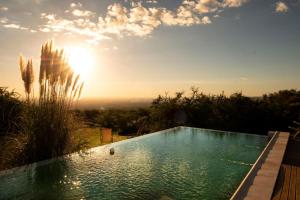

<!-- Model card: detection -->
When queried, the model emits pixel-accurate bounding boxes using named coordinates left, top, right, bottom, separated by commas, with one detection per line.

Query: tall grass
left=19, top=41, right=85, bottom=163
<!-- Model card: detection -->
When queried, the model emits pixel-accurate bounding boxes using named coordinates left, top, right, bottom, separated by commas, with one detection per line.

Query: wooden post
left=100, top=128, right=113, bottom=144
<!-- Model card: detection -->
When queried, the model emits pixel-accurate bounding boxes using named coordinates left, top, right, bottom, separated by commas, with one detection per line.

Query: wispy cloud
left=146, top=0, right=158, bottom=4
left=184, top=0, right=247, bottom=14
left=69, top=3, right=95, bottom=17
left=3, top=23, right=28, bottom=30
left=0, top=5, right=8, bottom=11
left=239, top=77, right=249, bottom=81
left=275, top=1, right=288, bottom=13
left=0, top=0, right=250, bottom=45
left=223, top=0, right=247, bottom=8
left=37, top=2, right=210, bottom=44
left=0, top=16, right=36, bottom=33
left=201, top=16, right=212, bottom=24
left=39, top=0, right=243, bottom=44
left=0, top=17, right=8, bottom=24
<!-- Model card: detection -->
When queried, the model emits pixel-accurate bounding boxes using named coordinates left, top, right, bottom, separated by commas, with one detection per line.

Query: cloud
left=3, top=23, right=28, bottom=30
left=70, top=3, right=81, bottom=8
left=0, top=17, right=8, bottom=24
left=105, top=3, right=129, bottom=26
left=72, top=9, right=95, bottom=17
left=201, top=16, right=212, bottom=24
left=222, top=0, right=247, bottom=8
left=176, top=6, right=202, bottom=26
left=160, top=9, right=178, bottom=25
left=129, top=3, right=150, bottom=23
left=1, top=0, right=249, bottom=45
left=0, top=15, right=38, bottom=33
left=146, top=0, right=158, bottom=3
left=275, top=1, right=288, bottom=13
left=0, top=15, right=35, bottom=32
left=68, top=2, right=95, bottom=17
left=3, top=24, right=21, bottom=29
left=184, top=0, right=247, bottom=14
left=194, top=0, right=221, bottom=13
left=39, top=2, right=215, bottom=43
left=0, top=5, right=8, bottom=11
left=39, top=27, right=51, bottom=32
left=239, top=77, right=249, bottom=81
left=33, top=0, right=45, bottom=4
left=24, top=12, right=33, bottom=16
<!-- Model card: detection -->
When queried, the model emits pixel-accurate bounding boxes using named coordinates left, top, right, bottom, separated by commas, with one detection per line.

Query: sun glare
left=65, top=47, right=94, bottom=80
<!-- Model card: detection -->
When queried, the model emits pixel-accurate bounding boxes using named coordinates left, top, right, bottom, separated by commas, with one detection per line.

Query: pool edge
left=0, top=126, right=267, bottom=177
left=230, top=131, right=290, bottom=200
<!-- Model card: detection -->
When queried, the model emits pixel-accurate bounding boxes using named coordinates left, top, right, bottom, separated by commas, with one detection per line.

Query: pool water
left=0, top=127, right=267, bottom=200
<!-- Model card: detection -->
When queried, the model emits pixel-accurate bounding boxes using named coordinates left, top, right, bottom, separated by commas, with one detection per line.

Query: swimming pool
left=0, top=127, right=268, bottom=200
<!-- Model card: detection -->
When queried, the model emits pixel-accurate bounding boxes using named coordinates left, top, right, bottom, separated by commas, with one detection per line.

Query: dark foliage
left=0, top=87, right=23, bottom=136
left=77, top=108, right=150, bottom=135
left=78, top=89, right=300, bottom=135
left=149, top=89, right=300, bottom=134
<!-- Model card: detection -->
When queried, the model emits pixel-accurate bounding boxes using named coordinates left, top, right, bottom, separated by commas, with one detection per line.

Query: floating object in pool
left=110, top=148, right=115, bottom=155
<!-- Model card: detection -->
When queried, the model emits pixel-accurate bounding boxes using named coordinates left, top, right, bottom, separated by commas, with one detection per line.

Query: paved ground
left=272, top=138, right=300, bottom=200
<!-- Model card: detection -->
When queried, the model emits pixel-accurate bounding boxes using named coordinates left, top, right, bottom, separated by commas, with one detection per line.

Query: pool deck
left=271, top=137, right=300, bottom=200
left=231, top=131, right=290, bottom=200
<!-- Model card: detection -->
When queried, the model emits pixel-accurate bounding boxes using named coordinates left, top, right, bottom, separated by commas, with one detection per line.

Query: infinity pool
left=0, top=127, right=267, bottom=200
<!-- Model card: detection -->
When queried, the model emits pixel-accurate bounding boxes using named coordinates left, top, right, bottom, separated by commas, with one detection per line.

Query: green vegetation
left=149, top=88, right=300, bottom=134
left=0, top=41, right=299, bottom=171
left=76, top=108, right=149, bottom=135
left=19, top=41, right=86, bottom=164
left=0, top=41, right=130, bottom=171
left=76, top=88, right=300, bottom=136
left=0, top=87, right=24, bottom=169
left=1, top=84, right=299, bottom=171
left=0, top=41, right=86, bottom=170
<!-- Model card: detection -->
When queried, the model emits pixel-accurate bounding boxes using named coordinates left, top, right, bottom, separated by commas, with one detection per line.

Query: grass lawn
left=74, top=127, right=129, bottom=148
left=0, top=128, right=129, bottom=171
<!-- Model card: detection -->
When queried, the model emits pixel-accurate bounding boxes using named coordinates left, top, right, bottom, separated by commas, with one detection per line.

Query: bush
left=77, top=89, right=299, bottom=137
left=18, top=41, right=85, bottom=163
left=0, top=87, right=23, bottom=136
left=150, top=88, right=300, bottom=134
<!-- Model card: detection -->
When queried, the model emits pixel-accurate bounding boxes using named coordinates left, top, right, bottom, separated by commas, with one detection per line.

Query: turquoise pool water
left=0, top=127, right=267, bottom=200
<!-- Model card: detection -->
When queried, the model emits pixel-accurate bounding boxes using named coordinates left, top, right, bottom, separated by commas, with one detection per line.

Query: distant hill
left=75, top=98, right=152, bottom=110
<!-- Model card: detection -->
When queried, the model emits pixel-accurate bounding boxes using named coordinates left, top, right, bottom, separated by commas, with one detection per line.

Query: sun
left=65, top=47, right=94, bottom=80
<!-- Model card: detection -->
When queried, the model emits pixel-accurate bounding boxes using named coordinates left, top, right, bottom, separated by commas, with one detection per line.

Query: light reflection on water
left=0, top=127, right=267, bottom=200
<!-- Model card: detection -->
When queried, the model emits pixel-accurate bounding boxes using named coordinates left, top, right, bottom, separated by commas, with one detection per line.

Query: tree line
left=1, top=87, right=299, bottom=169
left=76, top=88, right=300, bottom=135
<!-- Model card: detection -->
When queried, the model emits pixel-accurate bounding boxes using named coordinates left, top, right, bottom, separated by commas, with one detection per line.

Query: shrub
left=150, top=88, right=300, bottom=134
left=0, top=87, right=23, bottom=136
left=19, top=41, right=85, bottom=163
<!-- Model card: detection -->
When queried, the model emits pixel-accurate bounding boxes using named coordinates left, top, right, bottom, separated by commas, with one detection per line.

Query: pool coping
left=230, top=131, right=290, bottom=200
left=0, top=126, right=267, bottom=177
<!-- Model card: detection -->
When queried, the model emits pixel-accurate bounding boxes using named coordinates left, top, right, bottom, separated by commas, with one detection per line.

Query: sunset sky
left=0, top=0, right=299, bottom=98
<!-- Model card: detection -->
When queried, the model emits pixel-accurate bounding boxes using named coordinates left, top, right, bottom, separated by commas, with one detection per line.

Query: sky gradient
left=0, top=0, right=299, bottom=98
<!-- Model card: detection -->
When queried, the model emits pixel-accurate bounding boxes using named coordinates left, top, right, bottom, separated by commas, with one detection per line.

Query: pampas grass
left=19, top=57, right=34, bottom=100
left=18, top=41, right=85, bottom=163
